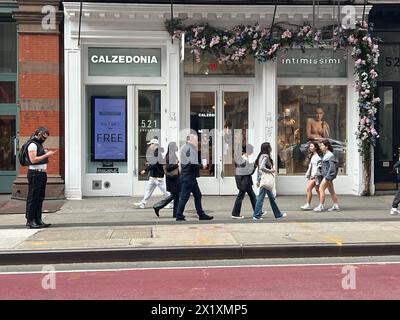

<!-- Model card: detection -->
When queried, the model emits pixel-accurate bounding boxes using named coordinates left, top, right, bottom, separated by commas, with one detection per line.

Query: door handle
left=13, top=137, right=18, bottom=157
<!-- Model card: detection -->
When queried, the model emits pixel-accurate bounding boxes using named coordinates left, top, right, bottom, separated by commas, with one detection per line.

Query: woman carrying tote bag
left=253, top=142, right=287, bottom=220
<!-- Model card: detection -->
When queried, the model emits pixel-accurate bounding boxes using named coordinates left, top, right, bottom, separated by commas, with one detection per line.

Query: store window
left=138, top=90, right=161, bottom=181
left=86, top=85, right=128, bottom=174
left=0, top=22, right=17, bottom=74
left=184, top=48, right=255, bottom=76
left=277, top=85, right=347, bottom=175
left=0, top=81, right=16, bottom=103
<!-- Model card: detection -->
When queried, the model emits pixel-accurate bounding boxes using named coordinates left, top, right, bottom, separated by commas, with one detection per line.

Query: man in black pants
left=175, top=134, right=213, bottom=221
left=26, top=127, right=56, bottom=229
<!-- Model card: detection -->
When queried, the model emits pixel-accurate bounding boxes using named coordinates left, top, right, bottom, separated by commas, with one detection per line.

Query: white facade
left=63, top=2, right=372, bottom=199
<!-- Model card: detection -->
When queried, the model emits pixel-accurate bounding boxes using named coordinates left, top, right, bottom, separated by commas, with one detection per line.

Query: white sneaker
left=328, top=204, right=340, bottom=212
left=313, top=204, right=325, bottom=212
left=301, top=203, right=312, bottom=211
left=231, top=215, right=244, bottom=219
left=261, top=211, right=267, bottom=216
left=165, top=202, right=174, bottom=209
left=390, top=208, right=400, bottom=215
left=134, top=202, right=145, bottom=209
left=276, top=212, right=287, bottom=219
left=252, top=217, right=263, bottom=220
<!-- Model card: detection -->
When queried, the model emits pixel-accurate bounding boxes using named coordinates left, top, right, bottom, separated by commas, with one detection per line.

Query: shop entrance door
left=186, top=85, right=252, bottom=195
left=374, top=83, right=400, bottom=190
left=0, top=106, right=17, bottom=193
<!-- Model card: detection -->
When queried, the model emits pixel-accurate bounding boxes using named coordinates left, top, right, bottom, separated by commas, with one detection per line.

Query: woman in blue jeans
left=253, top=142, right=287, bottom=220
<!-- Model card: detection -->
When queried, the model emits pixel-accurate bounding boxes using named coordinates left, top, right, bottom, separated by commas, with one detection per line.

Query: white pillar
left=167, top=41, right=180, bottom=146
left=265, top=60, right=277, bottom=163
left=64, top=49, right=82, bottom=199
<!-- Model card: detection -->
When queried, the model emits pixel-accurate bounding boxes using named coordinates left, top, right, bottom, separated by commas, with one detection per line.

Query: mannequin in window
left=306, top=106, right=331, bottom=141
left=278, top=107, right=299, bottom=145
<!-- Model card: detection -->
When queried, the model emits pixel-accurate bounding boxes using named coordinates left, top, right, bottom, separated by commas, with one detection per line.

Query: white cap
left=147, top=138, right=159, bottom=145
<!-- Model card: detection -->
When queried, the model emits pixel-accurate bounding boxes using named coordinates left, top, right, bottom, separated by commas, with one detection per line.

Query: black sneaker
left=199, top=214, right=213, bottom=220
left=176, top=216, right=186, bottom=221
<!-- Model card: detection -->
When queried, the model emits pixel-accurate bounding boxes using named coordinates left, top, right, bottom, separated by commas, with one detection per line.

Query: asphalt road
left=1, top=257, right=399, bottom=300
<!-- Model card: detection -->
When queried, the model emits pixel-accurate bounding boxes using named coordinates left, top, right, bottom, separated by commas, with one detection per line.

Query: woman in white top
left=301, top=142, right=322, bottom=211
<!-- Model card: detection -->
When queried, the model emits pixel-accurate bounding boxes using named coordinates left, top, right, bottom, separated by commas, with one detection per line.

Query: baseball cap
left=147, top=138, right=159, bottom=145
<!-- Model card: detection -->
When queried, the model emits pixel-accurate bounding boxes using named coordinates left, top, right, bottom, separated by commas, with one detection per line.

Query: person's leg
left=306, top=180, right=316, bottom=204
left=156, top=179, right=170, bottom=198
left=35, top=173, right=47, bottom=224
left=26, top=171, right=36, bottom=222
left=319, top=179, right=328, bottom=205
left=172, top=192, right=180, bottom=218
left=232, top=190, right=246, bottom=216
left=392, top=190, right=400, bottom=208
left=253, top=187, right=267, bottom=218
left=153, top=193, right=175, bottom=211
left=192, top=180, right=205, bottom=216
left=266, top=189, right=284, bottom=218
left=247, top=186, right=257, bottom=211
left=142, top=179, right=157, bottom=204
left=327, top=181, right=338, bottom=204
left=176, top=181, right=191, bottom=219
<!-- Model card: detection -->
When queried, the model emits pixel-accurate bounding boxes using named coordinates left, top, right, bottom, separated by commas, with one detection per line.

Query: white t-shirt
left=27, top=143, right=47, bottom=170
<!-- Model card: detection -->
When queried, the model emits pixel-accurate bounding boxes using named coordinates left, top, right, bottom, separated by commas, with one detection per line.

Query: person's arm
left=322, top=121, right=331, bottom=138
left=306, top=118, right=314, bottom=140
left=394, top=161, right=400, bottom=170
left=260, top=156, right=275, bottom=174
left=28, top=144, right=55, bottom=164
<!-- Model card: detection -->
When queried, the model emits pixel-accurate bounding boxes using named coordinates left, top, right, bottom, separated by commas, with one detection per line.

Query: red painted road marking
left=0, top=264, right=399, bottom=300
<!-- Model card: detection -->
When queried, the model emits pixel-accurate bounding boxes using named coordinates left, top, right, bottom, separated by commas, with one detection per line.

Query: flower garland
left=166, top=19, right=380, bottom=193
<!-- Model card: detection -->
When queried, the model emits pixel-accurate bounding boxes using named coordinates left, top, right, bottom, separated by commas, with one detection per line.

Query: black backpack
left=18, top=139, right=36, bottom=166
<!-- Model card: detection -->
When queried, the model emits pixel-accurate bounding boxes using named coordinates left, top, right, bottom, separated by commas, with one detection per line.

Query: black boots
left=26, top=220, right=42, bottom=229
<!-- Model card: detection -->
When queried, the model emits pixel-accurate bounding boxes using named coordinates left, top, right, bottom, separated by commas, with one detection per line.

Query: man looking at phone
left=25, top=127, right=56, bottom=229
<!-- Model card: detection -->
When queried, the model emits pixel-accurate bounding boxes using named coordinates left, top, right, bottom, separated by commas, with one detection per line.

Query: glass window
left=0, top=115, right=16, bottom=171
left=184, top=48, right=255, bottom=76
left=376, top=44, right=400, bottom=82
left=277, top=85, right=347, bottom=175
left=86, top=85, right=128, bottom=174
left=138, top=90, right=161, bottom=181
left=0, top=81, right=16, bottom=103
left=377, top=86, right=393, bottom=162
left=0, top=22, right=17, bottom=74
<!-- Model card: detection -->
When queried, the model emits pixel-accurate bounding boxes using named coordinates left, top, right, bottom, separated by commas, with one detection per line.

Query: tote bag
left=260, top=171, right=275, bottom=191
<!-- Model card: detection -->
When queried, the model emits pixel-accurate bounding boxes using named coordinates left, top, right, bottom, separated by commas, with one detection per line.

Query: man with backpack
left=23, top=127, right=56, bottom=229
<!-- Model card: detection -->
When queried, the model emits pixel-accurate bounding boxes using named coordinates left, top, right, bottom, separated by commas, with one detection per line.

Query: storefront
left=0, top=1, right=18, bottom=194
left=63, top=2, right=370, bottom=198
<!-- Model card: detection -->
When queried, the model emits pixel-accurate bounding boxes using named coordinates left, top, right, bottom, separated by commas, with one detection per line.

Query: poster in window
left=91, top=97, right=127, bottom=161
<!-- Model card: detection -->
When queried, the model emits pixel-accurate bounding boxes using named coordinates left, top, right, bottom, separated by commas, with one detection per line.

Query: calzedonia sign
left=88, top=48, right=161, bottom=77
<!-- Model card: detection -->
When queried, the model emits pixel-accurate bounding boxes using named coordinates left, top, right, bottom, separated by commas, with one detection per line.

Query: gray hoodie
left=321, top=151, right=338, bottom=181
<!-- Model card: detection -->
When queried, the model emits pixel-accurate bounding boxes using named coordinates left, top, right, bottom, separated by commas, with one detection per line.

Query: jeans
left=232, top=186, right=256, bottom=216
left=26, top=170, right=47, bottom=223
left=140, top=177, right=170, bottom=204
left=393, top=190, right=400, bottom=208
left=253, top=187, right=283, bottom=219
left=176, top=179, right=205, bottom=219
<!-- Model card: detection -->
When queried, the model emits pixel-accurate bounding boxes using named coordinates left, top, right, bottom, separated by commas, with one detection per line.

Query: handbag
left=260, top=171, right=275, bottom=191
left=164, top=164, right=179, bottom=177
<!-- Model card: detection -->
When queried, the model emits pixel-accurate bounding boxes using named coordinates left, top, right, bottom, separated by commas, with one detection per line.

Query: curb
left=1, top=242, right=400, bottom=265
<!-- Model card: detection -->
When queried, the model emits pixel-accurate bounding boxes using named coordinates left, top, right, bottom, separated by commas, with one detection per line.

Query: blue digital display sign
left=91, top=97, right=127, bottom=162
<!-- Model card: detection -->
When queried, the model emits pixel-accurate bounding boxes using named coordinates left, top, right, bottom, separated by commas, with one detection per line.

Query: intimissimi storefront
left=63, top=2, right=370, bottom=198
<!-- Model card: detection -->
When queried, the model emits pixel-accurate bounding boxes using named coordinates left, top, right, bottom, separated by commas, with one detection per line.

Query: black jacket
left=235, top=155, right=256, bottom=191
left=165, top=163, right=181, bottom=193
left=144, top=148, right=164, bottom=178
left=180, top=143, right=202, bottom=181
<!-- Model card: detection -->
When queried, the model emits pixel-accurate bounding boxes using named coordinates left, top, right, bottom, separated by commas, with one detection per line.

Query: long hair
left=255, top=142, right=273, bottom=167
left=321, top=139, right=334, bottom=153
left=308, top=141, right=322, bottom=158
left=165, top=142, right=178, bottom=164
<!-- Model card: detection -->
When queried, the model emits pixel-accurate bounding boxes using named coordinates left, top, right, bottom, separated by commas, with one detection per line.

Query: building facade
left=1, top=1, right=398, bottom=199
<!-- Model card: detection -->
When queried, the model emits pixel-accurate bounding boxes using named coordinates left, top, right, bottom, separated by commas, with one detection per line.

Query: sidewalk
left=0, top=194, right=399, bottom=264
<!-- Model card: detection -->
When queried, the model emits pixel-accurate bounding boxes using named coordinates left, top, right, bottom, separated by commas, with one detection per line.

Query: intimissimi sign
left=89, top=48, right=161, bottom=77
left=277, top=49, right=347, bottom=78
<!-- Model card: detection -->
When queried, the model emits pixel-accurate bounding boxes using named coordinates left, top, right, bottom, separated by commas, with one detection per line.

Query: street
left=1, top=257, right=399, bottom=300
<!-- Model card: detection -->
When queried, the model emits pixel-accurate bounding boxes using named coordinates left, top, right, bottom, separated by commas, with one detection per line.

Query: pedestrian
left=134, top=138, right=171, bottom=209
left=175, top=134, right=213, bottom=221
left=231, top=144, right=257, bottom=219
left=314, top=139, right=340, bottom=212
left=153, top=142, right=181, bottom=218
left=301, top=141, right=322, bottom=210
left=25, top=127, right=56, bottom=229
left=253, top=142, right=287, bottom=220
left=390, top=160, right=400, bottom=215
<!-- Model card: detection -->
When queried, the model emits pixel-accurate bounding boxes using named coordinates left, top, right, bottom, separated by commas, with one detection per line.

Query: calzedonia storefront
left=63, top=2, right=370, bottom=198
